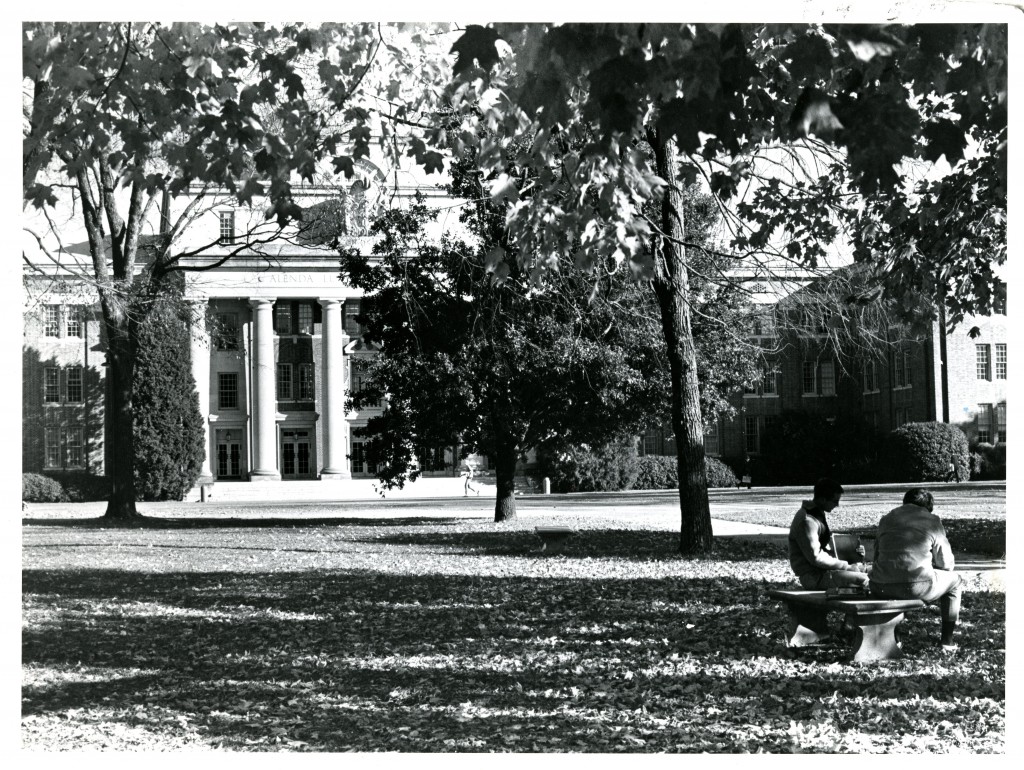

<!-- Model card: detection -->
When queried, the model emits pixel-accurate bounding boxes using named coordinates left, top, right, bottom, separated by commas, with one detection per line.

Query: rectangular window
left=642, top=428, right=659, bottom=456
left=820, top=360, right=835, bottom=396
left=976, top=344, right=991, bottom=380
left=298, top=363, right=315, bottom=400
left=44, top=368, right=61, bottom=403
left=802, top=361, right=817, bottom=395
left=344, top=302, right=361, bottom=335
left=65, top=306, right=83, bottom=338
left=761, top=366, right=778, bottom=396
left=996, top=403, right=1006, bottom=443
left=274, top=303, right=292, bottom=335
left=218, top=372, right=238, bottom=409
left=65, top=367, right=83, bottom=403
left=219, top=210, right=235, bottom=245
left=298, top=304, right=313, bottom=335
left=744, top=416, right=759, bottom=453
left=44, top=305, right=61, bottom=337
left=277, top=363, right=293, bottom=400
left=895, top=407, right=910, bottom=428
left=44, top=426, right=61, bottom=468
left=351, top=441, right=373, bottom=475
left=977, top=403, right=993, bottom=444
left=863, top=359, right=877, bottom=393
left=215, top=313, right=239, bottom=350
left=995, top=344, right=1007, bottom=379
left=66, top=427, right=84, bottom=468
left=704, top=421, right=720, bottom=456
left=894, top=349, right=906, bottom=388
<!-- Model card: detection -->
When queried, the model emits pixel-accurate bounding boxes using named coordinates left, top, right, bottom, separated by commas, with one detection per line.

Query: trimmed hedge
left=705, top=456, right=740, bottom=488
left=539, top=438, right=639, bottom=493
left=22, top=473, right=65, bottom=503
left=22, top=472, right=111, bottom=503
left=633, top=456, right=677, bottom=489
left=630, top=455, right=738, bottom=490
left=886, top=422, right=970, bottom=483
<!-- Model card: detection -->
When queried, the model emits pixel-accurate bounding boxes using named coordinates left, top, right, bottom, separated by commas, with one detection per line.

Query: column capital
left=249, top=297, right=276, bottom=308
left=318, top=298, right=343, bottom=308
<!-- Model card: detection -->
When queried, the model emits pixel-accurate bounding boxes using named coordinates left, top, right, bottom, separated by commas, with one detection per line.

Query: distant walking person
left=462, top=460, right=479, bottom=496
left=870, top=488, right=963, bottom=650
left=788, top=477, right=869, bottom=593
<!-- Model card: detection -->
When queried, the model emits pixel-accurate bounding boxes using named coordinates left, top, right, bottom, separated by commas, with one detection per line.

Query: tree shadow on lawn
left=22, top=516, right=477, bottom=530
left=22, top=568, right=1005, bottom=751
left=349, top=528, right=790, bottom=560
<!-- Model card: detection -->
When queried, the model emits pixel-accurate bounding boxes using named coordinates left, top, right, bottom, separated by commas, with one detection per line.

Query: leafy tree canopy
left=436, top=22, right=1007, bottom=324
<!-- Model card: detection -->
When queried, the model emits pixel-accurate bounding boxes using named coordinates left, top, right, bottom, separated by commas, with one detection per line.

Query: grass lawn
left=22, top=487, right=1005, bottom=753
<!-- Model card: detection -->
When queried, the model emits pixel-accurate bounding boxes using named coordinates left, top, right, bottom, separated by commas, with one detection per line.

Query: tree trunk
left=103, top=309, right=141, bottom=520
left=492, top=439, right=518, bottom=523
left=650, top=134, right=714, bottom=555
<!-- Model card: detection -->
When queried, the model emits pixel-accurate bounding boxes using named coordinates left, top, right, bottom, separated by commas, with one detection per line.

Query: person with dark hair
left=788, top=477, right=870, bottom=593
left=870, top=488, right=963, bottom=650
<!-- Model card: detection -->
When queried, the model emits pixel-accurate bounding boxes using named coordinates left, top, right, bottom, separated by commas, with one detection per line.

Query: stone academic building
left=22, top=161, right=471, bottom=487
left=23, top=168, right=1007, bottom=489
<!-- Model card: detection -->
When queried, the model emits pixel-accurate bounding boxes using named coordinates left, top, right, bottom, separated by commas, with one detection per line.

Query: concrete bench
left=535, top=526, right=574, bottom=555
left=768, top=589, right=927, bottom=663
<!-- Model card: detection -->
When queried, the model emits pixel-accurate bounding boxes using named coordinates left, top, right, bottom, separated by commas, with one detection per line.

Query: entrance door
left=281, top=430, right=312, bottom=479
left=216, top=440, right=242, bottom=479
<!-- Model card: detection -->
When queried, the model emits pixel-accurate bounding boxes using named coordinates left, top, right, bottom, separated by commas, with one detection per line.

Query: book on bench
left=830, top=533, right=873, bottom=564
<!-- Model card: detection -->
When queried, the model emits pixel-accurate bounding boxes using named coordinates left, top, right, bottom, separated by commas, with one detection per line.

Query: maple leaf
left=450, top=25, right=502, bottom=76
left=922, top=118, right=968, bottom=165
left=788, top=88, right=844, bottom=139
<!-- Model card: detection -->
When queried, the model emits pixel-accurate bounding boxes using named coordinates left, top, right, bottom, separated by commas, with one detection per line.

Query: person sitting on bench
left=788, top=477, right=870, bottom=593
left=869, top=488, right=963, bottom=651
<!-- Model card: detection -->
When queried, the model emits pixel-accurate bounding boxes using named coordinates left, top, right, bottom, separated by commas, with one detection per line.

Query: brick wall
left=22, top=298, right=106, bottom=475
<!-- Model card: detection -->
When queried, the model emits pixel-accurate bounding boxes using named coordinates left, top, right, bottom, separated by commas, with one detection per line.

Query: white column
left=320, top=298, right=351, bottom=478
left=249, top=298, right=280, bottom=480
left=189, top=300, right=213, bottom=482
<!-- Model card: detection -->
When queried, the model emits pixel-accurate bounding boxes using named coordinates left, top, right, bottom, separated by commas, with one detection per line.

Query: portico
left=185, top=254, right=364, bottom=483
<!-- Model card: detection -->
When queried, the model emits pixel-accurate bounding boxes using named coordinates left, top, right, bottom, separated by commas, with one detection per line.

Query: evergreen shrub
left=633, top=456, right=677, bottom=489
left=886, top=422, right=970, bottom=482
left=971, top=442, right=1006, bottom=480
left=50, top=472, right=111, bottom=502
left=705, top=456, right=739, bottom=488
left=133, top=295, right=206, bottom=501
left=22, top=473, right=65, bottom=503
left=628, top=455, right=738, bottom=489
left=540, top=438, right=639, bottom=492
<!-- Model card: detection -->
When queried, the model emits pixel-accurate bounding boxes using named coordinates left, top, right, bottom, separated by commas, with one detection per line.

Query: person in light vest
left=870, top=488, right=963, bottom=651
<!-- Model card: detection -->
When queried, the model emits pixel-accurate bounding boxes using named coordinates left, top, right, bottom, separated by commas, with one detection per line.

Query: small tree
left=343, top=197, right=666, bottom=522
left=132, top=291, right=205, bottom=501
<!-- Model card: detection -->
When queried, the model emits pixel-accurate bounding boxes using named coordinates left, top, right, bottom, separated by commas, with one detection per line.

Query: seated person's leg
left=926, top=570, right=963, bottom=646
left=798, top=571, right=828, bottom=590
